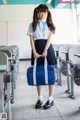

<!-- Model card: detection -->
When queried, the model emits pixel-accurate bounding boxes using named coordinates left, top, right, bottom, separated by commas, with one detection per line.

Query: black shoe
left=35, top=100, right=43, bottom=109
left=43, top=100, right=54, bottom=109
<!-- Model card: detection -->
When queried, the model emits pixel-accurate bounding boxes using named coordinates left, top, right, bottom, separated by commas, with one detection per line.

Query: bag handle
left=33, top=56, right=48, bottom=85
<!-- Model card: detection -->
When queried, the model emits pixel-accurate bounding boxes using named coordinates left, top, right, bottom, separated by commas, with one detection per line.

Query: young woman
left=27, top=4, right=56, bottom=109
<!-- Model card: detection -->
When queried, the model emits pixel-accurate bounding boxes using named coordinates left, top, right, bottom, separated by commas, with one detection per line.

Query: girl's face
left=38, top=11, right=48, bottom=20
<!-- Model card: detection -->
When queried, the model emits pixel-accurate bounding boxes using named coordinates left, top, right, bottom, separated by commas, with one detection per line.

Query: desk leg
left=0, top=73, right=4, bottom=112
left=65, top=62, right=70, bottom=94
left=7, top=82, right=11, bottom=120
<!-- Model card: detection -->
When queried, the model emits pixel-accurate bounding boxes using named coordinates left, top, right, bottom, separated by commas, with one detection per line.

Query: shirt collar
left=38, top=19, right=46, bottom=23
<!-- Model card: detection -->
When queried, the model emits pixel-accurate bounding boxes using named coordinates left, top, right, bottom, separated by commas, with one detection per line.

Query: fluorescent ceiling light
left=3, top=0, right=8, bottom=5
left=47, top=0, right=52, bottom=4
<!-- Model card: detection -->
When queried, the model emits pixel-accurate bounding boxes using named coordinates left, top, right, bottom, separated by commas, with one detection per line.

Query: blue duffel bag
left=27, top=57, right=55, bottom=86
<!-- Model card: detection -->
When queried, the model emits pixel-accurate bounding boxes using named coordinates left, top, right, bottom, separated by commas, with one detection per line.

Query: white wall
left=50, top=9, right=78, bottom=44
left=0, top=5, right=79, bottom=59
left=0, top=22, right=8, bottom=45
left=0, top=5, right=37, bottom=59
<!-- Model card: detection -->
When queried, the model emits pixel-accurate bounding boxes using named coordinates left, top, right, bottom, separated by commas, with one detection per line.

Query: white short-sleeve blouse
left=27, top=20, right=52, bottom=41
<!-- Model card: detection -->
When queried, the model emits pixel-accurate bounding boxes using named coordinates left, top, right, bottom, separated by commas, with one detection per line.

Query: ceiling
left=0, top=0, right=78, bottom=9
left=0, top=0, right=60, bottom=8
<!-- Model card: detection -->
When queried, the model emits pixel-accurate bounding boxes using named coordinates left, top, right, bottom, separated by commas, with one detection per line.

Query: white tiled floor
left=12, top=61, right=80, bottom=120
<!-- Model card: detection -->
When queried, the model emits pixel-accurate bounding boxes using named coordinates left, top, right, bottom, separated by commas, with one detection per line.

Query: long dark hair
left=32, top=4, right=55, bottom=32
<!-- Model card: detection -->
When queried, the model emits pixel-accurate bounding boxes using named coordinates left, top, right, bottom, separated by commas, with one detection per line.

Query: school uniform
left=27, top=20, right=56, bottom=66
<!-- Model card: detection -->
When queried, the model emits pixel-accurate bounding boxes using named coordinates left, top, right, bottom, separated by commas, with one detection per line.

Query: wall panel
left=0, top=22, right=8, bottom=45
left=8, top=21, right=31, bottom=59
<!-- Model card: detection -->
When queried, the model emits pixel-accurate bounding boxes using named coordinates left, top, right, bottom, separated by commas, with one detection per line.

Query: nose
left=42, top=13, right=44, bottom=17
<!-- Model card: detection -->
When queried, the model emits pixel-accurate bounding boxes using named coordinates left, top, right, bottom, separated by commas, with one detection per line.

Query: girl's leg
left=48, top=85, right=54, bottom=102
left=43, top=85, right=54, bottom=109
left=35, top=86, right=43, bottom=109
left=37, top=86, right=43, bottom=101
left=49, top=85, right=54, bottom=97
left=37, top=86, right=42, bottom=96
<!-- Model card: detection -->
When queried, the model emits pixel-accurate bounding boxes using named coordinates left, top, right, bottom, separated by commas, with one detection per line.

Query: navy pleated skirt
left=31, top=39, right=57, bottom=66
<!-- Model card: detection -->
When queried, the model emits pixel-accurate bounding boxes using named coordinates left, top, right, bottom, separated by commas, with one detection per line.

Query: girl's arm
left=30, top=36, right=40, bottom=59
left=42, top=32, right=53, bottom=57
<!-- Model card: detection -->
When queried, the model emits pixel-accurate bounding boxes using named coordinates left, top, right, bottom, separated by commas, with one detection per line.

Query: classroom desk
left=0, top=65, right=11, bottom=120
left=0, top=65, right=7, bottom=72
left=74, top=53, right=80, bottom=110
left=61, top=51, right=69, bottom=61
left=0, top=65, right=7, bottom=112
left=74, top=53, right=80, bottom=58
left=62, top=50, right=75, bottom=99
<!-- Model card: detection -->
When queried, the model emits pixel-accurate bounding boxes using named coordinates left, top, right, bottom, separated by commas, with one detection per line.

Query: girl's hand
left=42, top=50, right=47, bottom=58
left=33, top=52, right=40, bottom=59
